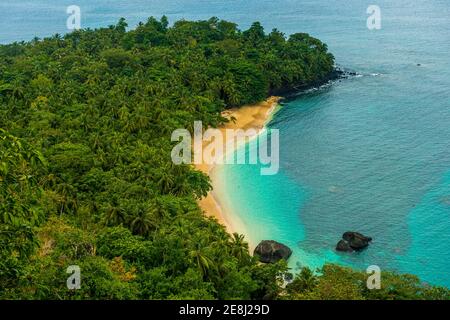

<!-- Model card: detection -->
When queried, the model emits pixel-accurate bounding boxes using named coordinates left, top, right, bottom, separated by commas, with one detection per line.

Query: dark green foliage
left=285, top=265, right=450, bottom=300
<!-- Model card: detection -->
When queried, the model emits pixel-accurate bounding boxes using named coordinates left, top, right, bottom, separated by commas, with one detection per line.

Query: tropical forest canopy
left=0, top=16, right=447, bottom=299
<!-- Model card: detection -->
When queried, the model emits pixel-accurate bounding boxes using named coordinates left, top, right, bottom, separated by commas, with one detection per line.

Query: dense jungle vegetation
left=0, top=17, right=448, bottom=299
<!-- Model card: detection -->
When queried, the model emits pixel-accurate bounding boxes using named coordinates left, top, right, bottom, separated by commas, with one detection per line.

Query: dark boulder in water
left=336, top=232, right=372, bottom=252
left=336, top=239, right=353, bottom=252
left=343, top=231, right=372, bottom=242
left=254, top=240, right=292, bottom=263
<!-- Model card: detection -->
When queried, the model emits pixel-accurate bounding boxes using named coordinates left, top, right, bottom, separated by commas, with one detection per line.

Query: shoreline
left=195, top=96, right=282, bottom=237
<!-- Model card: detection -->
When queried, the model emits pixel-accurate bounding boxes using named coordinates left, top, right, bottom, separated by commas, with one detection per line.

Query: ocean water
left=2, top=1, right=449, bottom=286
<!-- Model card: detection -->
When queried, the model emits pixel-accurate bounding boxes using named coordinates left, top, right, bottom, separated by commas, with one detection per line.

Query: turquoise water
left=2, top=1, right=450, bottom=286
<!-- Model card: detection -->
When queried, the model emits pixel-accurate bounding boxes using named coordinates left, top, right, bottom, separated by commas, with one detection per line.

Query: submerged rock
left=328, top=185, right=339, bottom=193
left=254, top=240, right=292, bottom=263
left=440, top=195, right=450, bottom=206
left=336, top=231, right=372, bottom=252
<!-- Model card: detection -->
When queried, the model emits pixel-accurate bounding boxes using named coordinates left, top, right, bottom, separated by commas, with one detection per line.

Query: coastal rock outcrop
left=336, top=232, right=372, bottom=252
left=336, top=239, right=353, bottom=252
left=254, top=240, right=292, bottom=263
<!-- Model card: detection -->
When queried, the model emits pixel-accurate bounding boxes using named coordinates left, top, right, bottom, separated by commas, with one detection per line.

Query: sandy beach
left=195, top=96, right=281, bottom=234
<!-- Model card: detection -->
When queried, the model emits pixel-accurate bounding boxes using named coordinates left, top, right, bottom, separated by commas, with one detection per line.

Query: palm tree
left=289, top=267, right=318, bottom=293
left=104, top=204, right=126, bottom=226
left=0, top=82, right=13, bottom=96
left=129, top=209, right=157, bottom=236
left=151, top=197, right=171, bottom=220
left=55, top=182, right=76, bottom=215
left=188, top=241, right=217, bottom=278
left=229, top=233, right=249, bottom=261
left=221, top=74, right=240, bottom=106
left=10, top=79, right=25, bottom=99
left=157, top=167, right=174, bottom=194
